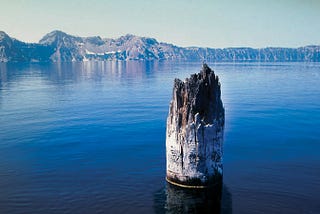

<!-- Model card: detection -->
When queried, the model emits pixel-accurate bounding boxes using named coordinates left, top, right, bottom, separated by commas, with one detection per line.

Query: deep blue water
left=0, top=61, right=319, bottom=214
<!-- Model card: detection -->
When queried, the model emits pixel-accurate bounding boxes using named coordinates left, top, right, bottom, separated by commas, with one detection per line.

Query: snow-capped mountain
left=1, top=30, right=320, bottom=62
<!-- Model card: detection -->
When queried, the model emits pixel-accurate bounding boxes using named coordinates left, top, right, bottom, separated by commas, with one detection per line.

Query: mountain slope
left=0, top=31, right=54, bottom=62
left=1, top=30, right=319, bottom=62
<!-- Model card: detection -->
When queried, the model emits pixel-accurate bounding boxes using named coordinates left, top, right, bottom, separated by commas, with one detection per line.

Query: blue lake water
left=0, top=61, right=319, bottom=213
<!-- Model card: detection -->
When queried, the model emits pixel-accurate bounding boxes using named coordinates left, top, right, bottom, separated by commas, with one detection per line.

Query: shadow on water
left=153, top=182, right=232, bottom=214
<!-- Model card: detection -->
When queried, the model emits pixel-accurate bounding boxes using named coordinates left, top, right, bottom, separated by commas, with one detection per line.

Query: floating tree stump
left=166, top=64, right=225, bottom=188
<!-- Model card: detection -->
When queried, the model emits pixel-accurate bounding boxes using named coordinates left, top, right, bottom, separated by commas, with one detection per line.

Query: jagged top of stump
left=171, top=63, right=224, bottom=128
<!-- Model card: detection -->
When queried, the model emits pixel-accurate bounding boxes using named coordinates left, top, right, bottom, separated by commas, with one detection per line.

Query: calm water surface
left=0, top=61, right=319, bottom=213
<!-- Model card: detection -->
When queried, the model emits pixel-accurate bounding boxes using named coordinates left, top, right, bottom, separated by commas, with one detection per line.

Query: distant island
left=0, top=30, right=319, bottom=62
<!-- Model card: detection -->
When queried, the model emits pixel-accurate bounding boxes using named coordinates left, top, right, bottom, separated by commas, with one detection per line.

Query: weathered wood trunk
left=166, top=64, right=225, bottom=188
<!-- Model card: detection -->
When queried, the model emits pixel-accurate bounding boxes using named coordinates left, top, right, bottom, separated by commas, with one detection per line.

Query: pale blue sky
left=1, top=0, right=319, bottom=48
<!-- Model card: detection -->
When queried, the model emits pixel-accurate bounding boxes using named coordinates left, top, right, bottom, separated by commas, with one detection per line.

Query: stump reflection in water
left=153, top=182, right=232, bottom=214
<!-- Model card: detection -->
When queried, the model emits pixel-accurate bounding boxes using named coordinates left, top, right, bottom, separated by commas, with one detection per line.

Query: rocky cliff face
left=39, top=30, right=84, bottom=62
left=166, top=64, right=224, bottom=187
left=0, top=31, right=54, bottom=62
left=1, top=30, right=320, bottom=62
